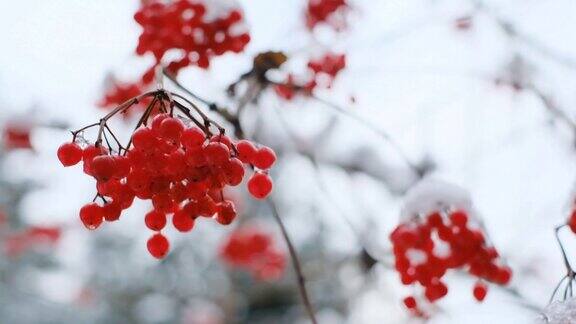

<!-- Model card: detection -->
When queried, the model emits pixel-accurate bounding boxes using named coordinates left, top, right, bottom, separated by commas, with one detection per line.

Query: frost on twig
left=536, top=298, right=576, bottom=324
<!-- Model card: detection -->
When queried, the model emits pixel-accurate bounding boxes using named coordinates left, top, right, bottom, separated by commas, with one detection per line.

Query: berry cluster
left=58, top=92, right=276, bottom=259
left=390, top=209, right=511, bottom=316
left=99, top=81, right=154, bottom=118
left=3, top=121, right=33, bottom=151
left=220, top=227, right=286, bottom=280
left=135, top=0, right=250, bottom=70
left=274, top=52, right=346, bottom=100
left=305, top=0, right=348, bottom=30
left=4, top=226, right=61, bottom=258
left=99, top=0, right=250, bottom=112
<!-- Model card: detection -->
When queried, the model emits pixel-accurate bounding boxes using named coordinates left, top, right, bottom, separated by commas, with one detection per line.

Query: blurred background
left=0, top=0, right=575, bottom=323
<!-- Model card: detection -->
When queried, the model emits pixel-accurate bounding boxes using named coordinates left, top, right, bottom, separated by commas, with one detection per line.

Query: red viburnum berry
left=79, top=203, right=104, bottom=230
left=473, top=281, right=488, bottom=301
left=181, top=127, right=206, bottom=149
left=147, top=233, right=169, bottom=259
left=216, top=200, right=236, bottom=225
left=57, top=142, right=83, bottom=166
left=91, top=155, right=117, bottom=181
left=145, top=210, right=167, bottom=231
left=248, top=172, right=273, bottom=199
left=172, top=209, right=194, bottom=232
left=160, top=117, right=185, bottom=141
left=253, top=146, right=276, bottom=170
left=403, top=296, right=417, bottom=309
left=236, top=140, right=256, bottom=163
left=102, top=201, right=122, bottom=222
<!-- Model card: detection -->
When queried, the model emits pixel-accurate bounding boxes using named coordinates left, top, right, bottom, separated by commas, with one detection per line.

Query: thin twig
left=309, top=94, right=423, bottom=176
left=163, top=74, right=319, bottom=323
left=268, top=198, right=318, bottom=324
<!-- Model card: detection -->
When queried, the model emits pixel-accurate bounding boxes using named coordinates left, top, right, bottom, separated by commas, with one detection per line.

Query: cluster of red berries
left=274, top=52, right=346, bottom=100
left=3, top=121, right=33, bottom=151
left=390, top=209, right=512, bottom=316
left=220, top=227, right=286, bottom=280
left=99, top=82, right=153, bottom=118
left=4, top=226, right=61, bottom=258
left=305, top=0, right=348, bottom=30
left=135, top=0, right=250, bottom=70
left=100, top=0, right=250, bottom=112
left=58, top=114, right=276, bottom=259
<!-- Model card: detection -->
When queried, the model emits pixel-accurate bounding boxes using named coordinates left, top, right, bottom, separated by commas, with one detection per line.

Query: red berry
left=79, top=203, right=103, bottom=230
left=473, top=281, right=488, bottom=301
left=160, top=117, right=184, bottom=141
left=247, top=172, right=273, bottom=199
left=403, top=296, right=417, bottom=309
left=216, top=200, right=237, bottom=225
left=145, top=210, right=167, bottom=231
left=253, top=146, right=276, bottom=169
left=181, top=127, right=206, bottom=148
left=204, top=142, right=230, bottom=165
left=102, top=201, right=122, bottom=222
left=236, top=140, right=256, bottom=163
left=172, top=209, right=195, bottom=232
left=132, top=127, right=157, bottom=149
left=449, top=210, right=468, bottom=227
left=57, top=142, right=83, bottom=166
left=147, top=233, right=170, bottom=259
left=91, top=155, right=117, bottom=181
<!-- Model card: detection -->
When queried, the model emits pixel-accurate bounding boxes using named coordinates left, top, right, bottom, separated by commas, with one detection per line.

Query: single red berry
left=403, top=296, right=417, bottom=309
left=473, top=281, right=488, bottom=301
left=181, top=127, right=206, bottom=149
left=145, top=210, right=167, bottom=231
left=252, top=146, right=276, bottom=169
left=151, top=113, right=169, bottom=133
left=147, top=233, right=170, bottom=259
left=152, top=193, right=174, bottom=213
left=247, top=172, right=273, bottom=199
left=132, top=127, right=157, bottom=149
left=449, top=210, right=468, bottom=227
left=79, top=203, right=104, bottom=230
left=495, top=266, right=512, bottom=284
left=102, top=201, right=122, bottom=222
left=57, top=142, right=83, bottom=166
left=224, top=158, right=245, bottom=186
left=216, top=200, right=237, bottom=225
left=172, top=209, right=195, bottom=232
left=160, top=117, right=185, bottom=141
left=91, top=155, right=117, bottom=181
left=204, top=142, right=230, bottom=165
left=236, top=140, right=256, bottom=163
left=210, top=134, right=233, bottom=149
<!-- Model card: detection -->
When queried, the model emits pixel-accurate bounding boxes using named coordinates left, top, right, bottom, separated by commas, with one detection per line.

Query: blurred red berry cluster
left=3, top=120, right=33, bottom=151
left=58, top=110, right=276, bottom=259
left=135, top=0, right=250, bottom=70
left=390, top=210, right=512, bottom=316
left=306, top=0, right=348, bottom=30
left=274, top=52, right=346, bottom=100
left=100, top=0, right=250, bottom=115
left=220, top=227, right=286, bottom=281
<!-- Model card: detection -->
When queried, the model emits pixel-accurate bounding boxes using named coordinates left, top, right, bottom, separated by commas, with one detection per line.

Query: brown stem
left=268, top=198, right=318, bottom=324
